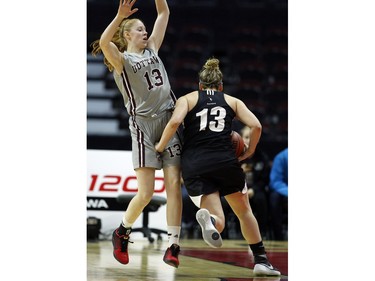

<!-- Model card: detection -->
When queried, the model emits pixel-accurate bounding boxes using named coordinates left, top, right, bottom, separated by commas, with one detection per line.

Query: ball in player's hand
left=230, top=131, right=245, bottom=157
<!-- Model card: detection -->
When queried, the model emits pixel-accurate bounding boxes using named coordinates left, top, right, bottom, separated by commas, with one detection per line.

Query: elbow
left=98, top=37, right=107, bottom=50
left=169, top=119, right=181, bottom=130
left=167, top=115, right=183, bottom=131
left=164, top=7, right=170, bottom=16
left=160, top=10, right=170, bottom=20
left=161, top=5, right=170, bottom=18
left=98, top=33, right=111, bottom=50
left=163, top=3, right=170, bottom=16
left=255, top=122, right=262, bottom=135
left=98, top=38, right=105, bottom=51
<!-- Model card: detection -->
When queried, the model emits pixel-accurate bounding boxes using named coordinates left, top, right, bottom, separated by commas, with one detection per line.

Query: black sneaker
left=112, top=228, right=132, bottom=264
left=163, top=243, right=180, bottom=268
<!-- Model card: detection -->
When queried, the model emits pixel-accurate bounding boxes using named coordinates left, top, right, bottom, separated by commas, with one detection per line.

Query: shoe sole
left=113, top=252, right=129, bottom=265
left=253, top=263, right=281, bottom=276
left=196, top=209, right=222, bottom=248
left=163, top=258, right=179, bottom=268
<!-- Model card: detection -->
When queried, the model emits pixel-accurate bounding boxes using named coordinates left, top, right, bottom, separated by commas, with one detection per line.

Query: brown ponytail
left=199, top=57, right=223, bottom=89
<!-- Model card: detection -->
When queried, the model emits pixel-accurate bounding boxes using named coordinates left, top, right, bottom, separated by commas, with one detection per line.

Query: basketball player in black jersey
left=155, top=58, right=281, bottom=276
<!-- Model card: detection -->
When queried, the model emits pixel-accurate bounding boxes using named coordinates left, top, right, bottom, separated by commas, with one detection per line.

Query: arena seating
left=87, top=1, right=287, bottom=156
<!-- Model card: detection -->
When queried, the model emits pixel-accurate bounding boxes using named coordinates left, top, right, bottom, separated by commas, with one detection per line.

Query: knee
left=166, top=181, right=182, bottom=198
left=165, top=177, right=181, bottom=191
left=136, top=191, right=154, bottom=206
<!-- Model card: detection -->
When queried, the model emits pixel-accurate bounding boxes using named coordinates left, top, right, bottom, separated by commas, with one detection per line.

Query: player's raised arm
left=147, top=0, right=170, bottom=53
left=99, top=0, right=139, bottom=74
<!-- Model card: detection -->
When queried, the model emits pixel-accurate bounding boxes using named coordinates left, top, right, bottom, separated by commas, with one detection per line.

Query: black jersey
left=181, top=90, right=238, bottom=177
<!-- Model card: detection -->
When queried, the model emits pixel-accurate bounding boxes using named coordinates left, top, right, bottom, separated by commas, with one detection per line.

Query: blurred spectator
left=240, top=126, right=271, bottom=240
left=269, top=147, right=288, bottom=240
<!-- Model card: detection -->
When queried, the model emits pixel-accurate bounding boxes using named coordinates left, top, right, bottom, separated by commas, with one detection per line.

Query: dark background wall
left=87, top=0, right=288, bottom=159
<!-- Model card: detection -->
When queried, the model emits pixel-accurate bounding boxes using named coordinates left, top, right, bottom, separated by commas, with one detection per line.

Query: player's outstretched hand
left=118, top=0, right=139, bottom=19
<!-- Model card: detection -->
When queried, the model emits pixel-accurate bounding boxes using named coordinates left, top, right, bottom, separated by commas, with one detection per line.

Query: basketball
left=230, top=131, right=245, bottom=157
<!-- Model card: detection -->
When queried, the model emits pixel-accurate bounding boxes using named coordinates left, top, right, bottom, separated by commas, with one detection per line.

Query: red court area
left=181, top=247, right=288, bottom=277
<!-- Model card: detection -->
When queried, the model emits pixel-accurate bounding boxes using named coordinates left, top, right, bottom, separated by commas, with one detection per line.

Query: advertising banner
left=87, top=149, right=167, bottom=238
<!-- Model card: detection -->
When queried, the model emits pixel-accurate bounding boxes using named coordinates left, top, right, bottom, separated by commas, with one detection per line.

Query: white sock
left=167, top=226, right=181, bottom=247
left=122, top=216, right=133, bottom=228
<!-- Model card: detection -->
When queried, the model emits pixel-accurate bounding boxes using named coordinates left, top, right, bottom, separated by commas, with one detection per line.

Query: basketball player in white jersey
left=155, top=58, right=281, bottom=276
left=91, top=0, right=182, bottom=268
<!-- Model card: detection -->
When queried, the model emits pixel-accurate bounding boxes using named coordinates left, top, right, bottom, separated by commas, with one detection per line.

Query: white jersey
left=113, top=48, right=176, bottom=118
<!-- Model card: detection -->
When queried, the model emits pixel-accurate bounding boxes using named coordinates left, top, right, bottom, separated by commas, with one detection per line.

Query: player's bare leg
left=226, top=192, right=280, bottom=276
left=163, top=165, right=182, bottom=267
left=113, top=167, right=156, bottom=265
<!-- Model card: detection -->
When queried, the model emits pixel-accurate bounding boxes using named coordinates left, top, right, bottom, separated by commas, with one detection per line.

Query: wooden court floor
left=87, top=237, right=288, bottom=281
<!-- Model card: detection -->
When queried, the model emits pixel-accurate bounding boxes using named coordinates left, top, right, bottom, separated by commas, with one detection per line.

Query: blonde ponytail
left=90, top=18, right=141, bottom=72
